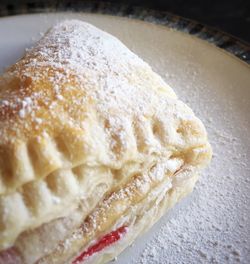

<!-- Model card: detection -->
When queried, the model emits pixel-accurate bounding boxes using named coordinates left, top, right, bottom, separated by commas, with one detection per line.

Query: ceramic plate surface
left=0, top=13, right=249, bottom=264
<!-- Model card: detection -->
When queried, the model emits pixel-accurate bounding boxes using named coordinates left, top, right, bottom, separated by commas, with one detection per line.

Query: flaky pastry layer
left=0, top=154, right=203, bottom=264
left=84, top=172, right=199, bottom=264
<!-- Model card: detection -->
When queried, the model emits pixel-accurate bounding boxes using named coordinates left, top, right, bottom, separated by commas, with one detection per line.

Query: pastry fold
left=0, top=20, right=211, bottom=263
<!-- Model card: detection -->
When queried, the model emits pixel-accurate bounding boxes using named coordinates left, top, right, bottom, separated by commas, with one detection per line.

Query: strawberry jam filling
left=72, top=226, right=127, bottom=264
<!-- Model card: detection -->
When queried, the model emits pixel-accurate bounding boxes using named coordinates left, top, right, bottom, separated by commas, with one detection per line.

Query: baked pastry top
left=0, top=20, right=211, bottom=251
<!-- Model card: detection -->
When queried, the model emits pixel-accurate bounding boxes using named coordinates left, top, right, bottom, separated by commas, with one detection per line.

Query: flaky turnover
left=0, top=20, right=211, bottom=263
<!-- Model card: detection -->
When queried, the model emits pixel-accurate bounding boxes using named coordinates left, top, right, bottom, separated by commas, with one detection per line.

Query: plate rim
left=0, top=1, right=249, bottom=64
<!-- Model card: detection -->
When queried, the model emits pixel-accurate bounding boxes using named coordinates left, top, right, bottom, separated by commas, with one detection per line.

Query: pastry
left=0, top=20, right=212, bottom=263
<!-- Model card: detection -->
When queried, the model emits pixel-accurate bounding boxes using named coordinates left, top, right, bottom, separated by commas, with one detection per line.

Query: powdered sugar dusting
left=25, top=19, right=156, bottom=120
left=132, top=124, right=250, bottom=264
left=125, top=37, right=250, bottom=264
left=0, top=19, right=188, bottom=148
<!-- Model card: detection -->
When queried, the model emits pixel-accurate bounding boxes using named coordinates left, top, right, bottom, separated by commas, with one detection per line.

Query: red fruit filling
left=72, top=226, right=127, bottom=264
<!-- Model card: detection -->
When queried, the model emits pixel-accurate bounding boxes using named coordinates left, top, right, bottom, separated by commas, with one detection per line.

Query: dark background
left=110, top=0, right=250, bottom=43
left=0, top=0, right=250, bottom=43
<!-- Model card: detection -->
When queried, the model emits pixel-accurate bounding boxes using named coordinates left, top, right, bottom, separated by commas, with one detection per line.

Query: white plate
left=0, top=13, right=249, bottom=264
